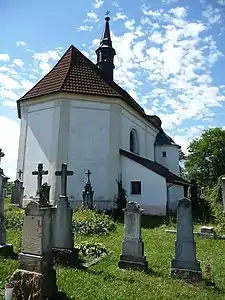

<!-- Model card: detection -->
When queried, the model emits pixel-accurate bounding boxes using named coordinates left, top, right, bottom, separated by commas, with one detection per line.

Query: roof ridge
left=20, top=46, right=73, bottom=100
left=61, top=45, right=76, bottom=90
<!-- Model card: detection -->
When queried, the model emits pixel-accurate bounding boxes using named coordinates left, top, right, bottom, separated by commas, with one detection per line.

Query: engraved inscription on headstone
left=21, top=216, right=43, bottom=255
left=124, top=212, right=138, bottom=238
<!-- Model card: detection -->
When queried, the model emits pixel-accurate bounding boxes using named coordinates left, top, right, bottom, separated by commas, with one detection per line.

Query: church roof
left=17, top=45, right=158, bottom=130
left=155, top=129, right=181, bottom=148
left=119, top=149, right=189, bottom=186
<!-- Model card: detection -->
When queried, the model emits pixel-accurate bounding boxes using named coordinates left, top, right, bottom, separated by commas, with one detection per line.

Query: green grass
left=1, top=221, right=225, bottom=300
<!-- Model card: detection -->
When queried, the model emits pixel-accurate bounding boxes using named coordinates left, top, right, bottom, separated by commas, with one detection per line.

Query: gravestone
left=32, top=163, right=48, bottom=199
left=11, top=201, right=58, bottom=299
left=0, top=168, right=14, bottom=257
left=39, top=182, right=51, bottom=207
left=171, top=197, right=202, bottom=282
left=118, top=201, right=148, bottom=271
left=10, top=179, right=24, bottom=207
left=53, top=163, right=78, bottom=267
left=82, top=170, right=94, bottom=209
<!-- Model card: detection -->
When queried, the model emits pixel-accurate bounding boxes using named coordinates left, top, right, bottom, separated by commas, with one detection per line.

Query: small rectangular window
left=131, top=181, right=141, bottom=195
left=162, top=151, right=167, bottom=157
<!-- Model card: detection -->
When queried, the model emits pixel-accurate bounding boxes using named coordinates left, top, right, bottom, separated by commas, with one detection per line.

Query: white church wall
left=121, top=108, right=157, bottom=160
left=121, top=155, right=167, bottom=215
left=168, top=184, right=184, bottom=212
left=22, top=101, right=60, bottom=200
left=155, top=145, right=180, bottom=176
left=67, top=100, right=113, bottom=210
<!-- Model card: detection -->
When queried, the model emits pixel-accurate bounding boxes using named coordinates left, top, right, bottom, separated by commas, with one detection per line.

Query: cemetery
left=0, top=168, right=224, bottom=299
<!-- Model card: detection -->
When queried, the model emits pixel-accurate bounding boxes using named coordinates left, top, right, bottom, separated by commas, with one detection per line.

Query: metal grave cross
left=17, top=169, right=23, bottom=180
left=32, top=163, right=48, bottom=197
left=0, top=149, right=5, bottom=167
left=85, top=170, right=92, bottom=184
left=55, top=163, right=73, bottom=197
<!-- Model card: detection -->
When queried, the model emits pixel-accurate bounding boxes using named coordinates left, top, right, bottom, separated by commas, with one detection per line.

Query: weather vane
left=105, top=10, right=110, bottom=17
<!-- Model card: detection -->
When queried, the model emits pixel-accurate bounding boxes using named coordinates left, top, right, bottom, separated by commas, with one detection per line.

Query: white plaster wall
left=22, top=101, right=60, bottom=200
left=155, top=145, right=180, bottom=175
left=121, top=156, right=167, bottom=215
left=121, top=109, right=157, bottom=160
left=168, top=185, right=184, bottom=212
left=67, top=101, right=112, bottom=209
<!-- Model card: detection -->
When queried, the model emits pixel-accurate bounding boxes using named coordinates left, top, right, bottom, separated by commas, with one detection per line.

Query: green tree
left=179, top=148, right=187, bottom=178
left=185, top=127, right=225, bottom=190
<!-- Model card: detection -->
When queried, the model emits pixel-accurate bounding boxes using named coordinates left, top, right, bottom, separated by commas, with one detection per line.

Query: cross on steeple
left=105, top=10, right=110, bottom=19
left=55, top=163, right=73, bottom=197
left=32, top=163, right=48, bottom=197
left=0, top=149, right=5, bottom=167
left=17, top=169, right=23, bottom=180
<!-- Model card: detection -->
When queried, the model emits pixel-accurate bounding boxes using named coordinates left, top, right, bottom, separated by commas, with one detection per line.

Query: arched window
left=130, top=129, right=138, bottom=154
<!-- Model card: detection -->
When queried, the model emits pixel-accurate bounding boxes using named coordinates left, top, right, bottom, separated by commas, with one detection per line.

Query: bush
left=207, top=175, right=225, bottom=231
left=75, top=241, right=108, bottom=258
left=5, top=207, right=24, bottom=229
left=72, top=207, right=116, bottom=235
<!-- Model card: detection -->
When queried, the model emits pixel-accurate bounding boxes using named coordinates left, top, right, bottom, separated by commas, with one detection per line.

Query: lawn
left=1, top=207, right=225, bottom=300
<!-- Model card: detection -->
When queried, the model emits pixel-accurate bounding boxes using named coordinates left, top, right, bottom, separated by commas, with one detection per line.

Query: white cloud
left=85, top=11, right=99, bottom=22
left=13, top=58, right=24, bottom=68
left=92, top=0, right=103, bottom=8
left=0, top=116, right=20, bottom=180
left=113, top=12, right=127, bottom=21
left=0, top=54, right=10, bottom=61
left=32, top=49, right=62, bottom=75
left=124, top=19, right=135, bottom=30
left=77, top=25, right=94, bottom=31
left=16, top=41, right=26, bottom=47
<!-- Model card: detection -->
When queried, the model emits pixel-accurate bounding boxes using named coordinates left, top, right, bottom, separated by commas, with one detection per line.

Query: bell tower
left=96, top=11, right=116, bottom=82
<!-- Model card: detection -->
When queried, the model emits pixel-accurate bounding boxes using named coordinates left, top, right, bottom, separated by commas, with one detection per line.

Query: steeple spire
left=96, top=11, right=116, bottom=82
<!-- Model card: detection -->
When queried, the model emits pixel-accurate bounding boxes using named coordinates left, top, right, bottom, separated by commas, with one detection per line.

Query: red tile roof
left=119, top=149, right=189, bottom=186
left=17, top=45, right=159, bottom=130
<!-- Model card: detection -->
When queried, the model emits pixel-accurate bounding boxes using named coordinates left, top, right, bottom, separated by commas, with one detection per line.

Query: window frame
left=130, top=181, right=142, bottom=195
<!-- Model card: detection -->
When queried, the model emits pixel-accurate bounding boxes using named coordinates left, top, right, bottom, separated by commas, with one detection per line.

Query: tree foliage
left=185, top=128, right=225, bottom=190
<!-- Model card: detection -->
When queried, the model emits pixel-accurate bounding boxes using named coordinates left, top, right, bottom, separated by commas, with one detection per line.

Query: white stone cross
left=0, top=149, right=5, bottom=167
left=55, top=163, right=73, bottom=197
left=32, top=163, right=48, bottom=197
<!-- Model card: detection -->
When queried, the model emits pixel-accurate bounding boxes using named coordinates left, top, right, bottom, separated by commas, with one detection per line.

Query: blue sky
left=0, top=0, right=225, bottom=179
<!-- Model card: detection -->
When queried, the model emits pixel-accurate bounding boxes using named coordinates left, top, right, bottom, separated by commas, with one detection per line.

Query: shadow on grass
left=50, top=291, right=72, bottom=300
left=111, top=211, right=167, bottom=229
left=146, top=267, right=163, bottom=277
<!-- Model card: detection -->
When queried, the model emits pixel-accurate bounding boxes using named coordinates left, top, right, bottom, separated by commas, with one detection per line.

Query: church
left=16, top=15, right=188, bottom=215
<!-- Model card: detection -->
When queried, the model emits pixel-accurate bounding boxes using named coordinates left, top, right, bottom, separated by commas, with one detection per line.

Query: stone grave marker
left=82, top=169, right=94, bottom=209
left=118, top=201, right=148, bottom=271
left=0, top=168, right=14, bottom=257
left=171, top=197, right=202, bottom=282
left=11, top=200, right=58, bottom=299
left=32, top=163, right=48, bottom=199
left=10, top=179, right=24, bottom=207
left=53, top=163, right=78, bottom=266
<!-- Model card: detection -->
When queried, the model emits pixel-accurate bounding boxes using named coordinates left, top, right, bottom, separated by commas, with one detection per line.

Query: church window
left=162, top=151, right=167, bottom=157
left=131, top=181, right=141, bottom=195
left=130, top=129, right=139, bottom=154
left=102, top=51, right=107, bottom=61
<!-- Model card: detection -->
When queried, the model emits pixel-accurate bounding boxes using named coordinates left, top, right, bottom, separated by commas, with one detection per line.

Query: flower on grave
left=5, top=280, right=18, bottom=288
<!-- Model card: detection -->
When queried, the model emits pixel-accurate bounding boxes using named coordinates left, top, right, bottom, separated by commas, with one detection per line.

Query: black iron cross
left=32, top=163, right=48, bottom=197
left=17, top=169, right=23, bottom=180
left=55, top=163, right=73, bottom=197
left=85, top=170, right=92, bottom=184
left=0, top=149, right=5, bottom=166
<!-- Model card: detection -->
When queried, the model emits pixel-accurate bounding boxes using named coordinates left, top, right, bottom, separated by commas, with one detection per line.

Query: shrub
left=207, top=175, right=225, bottom=231
left=75, top=241, right=108, bottom=258
left=72, top=207, right=116, bottom=235
left=113, top=179, right=127, bottom=212
left=5, top=207, right=24, bottom=229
